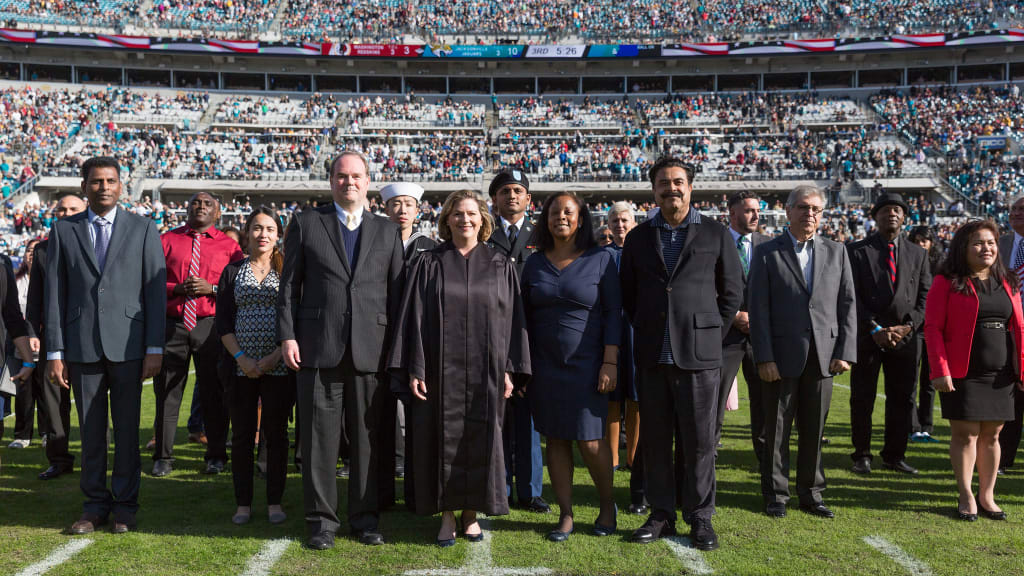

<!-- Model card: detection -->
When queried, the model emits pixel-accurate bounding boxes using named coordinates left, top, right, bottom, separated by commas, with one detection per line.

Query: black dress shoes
left=307, top=531, right=335, bottom=550
left=520, top=496, right=551, bottom=514
left=627, top=503, right=649, bottom=515
left=630, top=515, right=676, bottom=543
left=800, top=502, right=835, bottom=518
left=765, top=502, right=787, bottom=518
left=39, top=465, right=73, bottom=480
left=546, top=526, right=573, bottom=542
left=851, top=457, right=872, bottom=475
left=204, top=459, right=226, bottom=475
left=151, top=460, right=172, bottom=477
left=352, top=528, right=385, bottom=546
left=883, top=460, right=919, bottom=475
left=690, top=517, right=719, bottom=551
left=976, top=497, right=1007, bottom=521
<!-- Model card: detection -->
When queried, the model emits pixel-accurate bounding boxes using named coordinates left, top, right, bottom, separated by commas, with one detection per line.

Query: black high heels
left=976, top=497, right=1007, bottom=521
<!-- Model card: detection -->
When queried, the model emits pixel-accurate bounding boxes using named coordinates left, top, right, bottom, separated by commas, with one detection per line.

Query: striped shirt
left=651, top=208, right=703, bottom=365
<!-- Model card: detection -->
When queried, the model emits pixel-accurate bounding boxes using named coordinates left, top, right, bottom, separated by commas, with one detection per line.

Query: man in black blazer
left=718, top=191, right=771, bottom=463
left=848, top=193, right=931, bottom=476
left=46, top=156, right=167, bottom=535
left=620, top=157, right=743, bottom=550
left=278, top=151, right=404, bottom=549
left=748, top=185, right=856, bottom=520
left=998, top=195, right=1024, bottom=473
left=28, top=194, right=87, bottom=480
left=485, top=169, right=549, bottom=514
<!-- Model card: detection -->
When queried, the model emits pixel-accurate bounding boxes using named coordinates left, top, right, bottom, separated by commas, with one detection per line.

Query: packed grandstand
left=0, top=0, right=1021, bottom=266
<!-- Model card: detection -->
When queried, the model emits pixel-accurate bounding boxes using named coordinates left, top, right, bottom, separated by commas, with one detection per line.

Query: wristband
left=233, top=350, right=245, bottom=359
left=22, top=361, right=36, bottom=368
left=870, top=325, right=883, bottom=335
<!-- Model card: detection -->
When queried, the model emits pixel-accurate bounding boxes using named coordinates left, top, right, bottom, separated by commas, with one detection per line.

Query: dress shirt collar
left=786, top=229, right=815, bottom=250
left=183, top=223, right=221, bottom=239
left=335, top=202, right=363, bottom=228
left=729, top=227, right=752, bottom=244
left=88, top=205, right=117, bottom=225
left=499, top=214, right=527, bottom=236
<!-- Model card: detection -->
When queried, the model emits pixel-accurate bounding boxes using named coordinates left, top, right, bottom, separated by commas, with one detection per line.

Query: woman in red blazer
left=924, top=220, right=1024, bottom=522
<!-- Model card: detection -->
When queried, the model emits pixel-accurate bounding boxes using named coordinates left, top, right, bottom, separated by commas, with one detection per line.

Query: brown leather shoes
left=112, top=513, right=137, bottom=534
left=188, top=432, right=208, bottom=445
left=70, top=514, right=106, bottom=535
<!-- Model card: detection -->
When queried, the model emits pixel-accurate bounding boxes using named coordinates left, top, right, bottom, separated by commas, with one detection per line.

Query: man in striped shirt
left=998, top=195, right=1024, bottom=474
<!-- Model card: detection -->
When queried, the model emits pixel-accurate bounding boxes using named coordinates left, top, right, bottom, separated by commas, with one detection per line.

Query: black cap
left=488, top=168, right=530, bottom=197
left=871, top=192, right=910, bottom=218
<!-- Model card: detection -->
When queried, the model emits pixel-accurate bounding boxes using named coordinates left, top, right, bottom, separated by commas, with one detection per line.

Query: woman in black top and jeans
left=216, top=207, right=294, bottom=525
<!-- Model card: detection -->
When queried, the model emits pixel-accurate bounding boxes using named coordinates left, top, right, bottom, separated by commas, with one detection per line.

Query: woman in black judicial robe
left=387, top=190, right=531, bottom=547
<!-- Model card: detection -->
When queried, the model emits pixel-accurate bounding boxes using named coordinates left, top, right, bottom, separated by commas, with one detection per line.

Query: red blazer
left=924, top=274, right=1024, bottom=381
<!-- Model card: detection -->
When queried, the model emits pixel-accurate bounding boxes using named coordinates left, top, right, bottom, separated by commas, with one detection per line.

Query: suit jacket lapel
left=779, top=237, right=808, bottom=293
left=354, top=211, right=379, bottom=277
left=319, top=208, right=351, bottom=277
left=892, top=235, right=913, bottom=298
left=811, top=237, right=826, bottom=296
left=489, top=214, right=511, bottom=252
left=73, top=216, right=101, bottom=275
left=648, top=223, right=669, bottom=279
left=867, top=235, right=890, bottom=294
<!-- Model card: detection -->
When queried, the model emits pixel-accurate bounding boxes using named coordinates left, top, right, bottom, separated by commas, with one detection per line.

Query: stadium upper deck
left=1, top=0, right=1021, bottom=43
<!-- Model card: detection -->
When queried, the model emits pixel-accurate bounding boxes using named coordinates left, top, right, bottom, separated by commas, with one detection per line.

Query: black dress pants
left=911, top=335, right=936, bottom=434
left=229, top=373, right=295, bottom=507
left=153, top=317, right=227, bottom=464
left=297, top=353, right=392, bottom=535
left=850, top=338, right=919, bottom=463
left=12, top=356, right=47, bottom=441
left=70, top=358, right=143, bottom=519
left=639, top=364, right=719, bottom=522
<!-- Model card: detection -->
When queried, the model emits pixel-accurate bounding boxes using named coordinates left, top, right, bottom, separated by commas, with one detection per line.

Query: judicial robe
left=387, top=241, right=531, bottom=516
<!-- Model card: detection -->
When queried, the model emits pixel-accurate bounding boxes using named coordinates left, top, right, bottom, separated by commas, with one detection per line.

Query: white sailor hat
left=380, top=183, right=425, bottom=203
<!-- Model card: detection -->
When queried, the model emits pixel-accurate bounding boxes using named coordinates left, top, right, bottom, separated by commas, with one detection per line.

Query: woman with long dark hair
left=924, top=219, right=1024, bottom=521
left=521, top=191, right=621, bottom=541
left=216, top=206, right=294, bottom=525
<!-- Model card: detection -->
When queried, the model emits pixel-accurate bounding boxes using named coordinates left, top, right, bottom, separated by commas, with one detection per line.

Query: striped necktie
left=1015, top=237, right=1024, bottom=281
left=887, top=241, right=897, bottom=286
left=183, top=230, right=202, bottom=331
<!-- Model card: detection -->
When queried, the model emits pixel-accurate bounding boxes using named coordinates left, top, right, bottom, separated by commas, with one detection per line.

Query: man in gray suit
left=748, top=185, right=856, bottom=520
left=998, top=195, right=1024, bottom=473
left=278, top=151, right=404, bottom=550
left=718, top=191, right=771, bottom=463
left=46, top=157, right=166, bottom=535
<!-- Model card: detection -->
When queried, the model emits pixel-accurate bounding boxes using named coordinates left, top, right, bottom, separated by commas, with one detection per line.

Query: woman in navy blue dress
left=522, top=192, right=621, bottom=541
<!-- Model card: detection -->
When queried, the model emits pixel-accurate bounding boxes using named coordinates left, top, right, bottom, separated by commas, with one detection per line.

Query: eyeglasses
left=599, top=234, right=614, bottom=240
left=793, top=204, right=825, bottom=216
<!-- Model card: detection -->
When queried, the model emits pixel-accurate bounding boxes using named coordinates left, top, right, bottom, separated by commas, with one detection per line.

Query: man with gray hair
left=748, top=185, right=856, bottom=520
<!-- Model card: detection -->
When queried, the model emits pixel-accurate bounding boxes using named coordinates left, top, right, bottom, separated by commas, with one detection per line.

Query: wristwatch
left=211, top=284, right=218, bottom=295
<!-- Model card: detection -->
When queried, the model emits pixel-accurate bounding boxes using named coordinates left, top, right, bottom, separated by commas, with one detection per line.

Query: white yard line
left=665, top=537, right=715, bottom=575
left=239, top=539, right=291, bottom=576
left=863, top=536, right=933, bottom=576
left=14, top=538, right=93, bottom=576
left=404, top=519, right=552, bottom=576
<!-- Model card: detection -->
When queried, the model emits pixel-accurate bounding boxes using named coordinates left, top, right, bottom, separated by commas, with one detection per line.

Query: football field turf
left=2, top=372, right=1022, bottom=576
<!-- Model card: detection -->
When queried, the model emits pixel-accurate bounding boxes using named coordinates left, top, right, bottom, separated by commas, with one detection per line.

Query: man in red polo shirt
left=151, top=192, right=243, bottom=477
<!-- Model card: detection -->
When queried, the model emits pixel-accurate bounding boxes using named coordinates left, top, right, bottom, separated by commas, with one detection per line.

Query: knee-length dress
left=942, top=276, right=1016, bottom=421
left=522, top=246, right=621, bottom=441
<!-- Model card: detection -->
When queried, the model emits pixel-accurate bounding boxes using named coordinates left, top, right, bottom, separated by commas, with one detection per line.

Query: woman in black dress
left=924, top=220, right=1024, bottom=521
left=388, top=190, right=531, bottom=547
left=216, top=207, right=294, bottom=525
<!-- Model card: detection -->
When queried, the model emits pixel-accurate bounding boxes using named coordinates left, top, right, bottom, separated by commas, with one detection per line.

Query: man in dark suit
left=718, top=191, right=771, bottom=463
left=847, top=192, right=931, bottom=476
left=749, top=185, right=856, bottom=520
left=28, top=194, right=87, bottom=480
left=485, top=168, right=549, bottom=514
left=620, top=157, right=743, bottom=550
left=998, top=195, right=1024, bottom=473
left=278, top=151, right=404, bottom=550
left=46, top=156, right=166, bottom=535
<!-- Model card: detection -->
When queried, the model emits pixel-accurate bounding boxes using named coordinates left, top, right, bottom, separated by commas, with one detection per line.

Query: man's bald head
left=54, top=195, right=87, bottom=220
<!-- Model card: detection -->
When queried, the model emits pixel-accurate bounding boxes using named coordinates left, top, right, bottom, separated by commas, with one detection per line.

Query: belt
left=979, top=321, right=1006, bottom=330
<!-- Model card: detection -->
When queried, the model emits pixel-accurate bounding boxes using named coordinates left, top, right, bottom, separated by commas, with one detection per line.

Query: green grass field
left=2, top=372, right=1023, bottom=576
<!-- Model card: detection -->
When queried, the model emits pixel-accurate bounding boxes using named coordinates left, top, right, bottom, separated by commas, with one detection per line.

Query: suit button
left=511, top=257, right=517, bottom=262
left=99, top=288, right=104, bottom=293
left=99, top=308, right=104, bottom=313
left=666, top=287, right=673, bottom=293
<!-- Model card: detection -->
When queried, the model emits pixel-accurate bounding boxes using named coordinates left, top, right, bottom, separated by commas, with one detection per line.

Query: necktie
left=887, top=241, right=897, bottom=286
left=93, top=217, right=110, bottom=272
left=737, top=235, right=749, bottom=275
left=508, top=223, right=518, bottom=246
left=345, top=212, right=359, bottom=231
left=183, top=231, right=202, bottom=331
left=1015, top=238, right=1024, bottom=281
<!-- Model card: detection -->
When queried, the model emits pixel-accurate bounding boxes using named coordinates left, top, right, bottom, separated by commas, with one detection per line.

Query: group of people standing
left=3, top=152, right=1022, bottom=552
